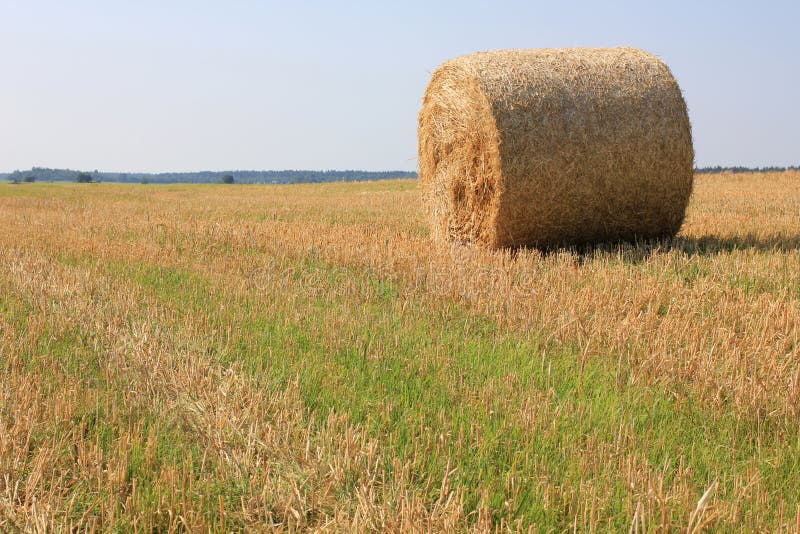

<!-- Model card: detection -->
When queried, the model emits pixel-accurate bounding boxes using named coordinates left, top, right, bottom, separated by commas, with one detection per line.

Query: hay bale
left=418, top=47, right=694, bottom=249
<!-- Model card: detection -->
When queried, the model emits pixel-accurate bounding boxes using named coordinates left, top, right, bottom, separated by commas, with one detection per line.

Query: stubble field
left=1, top=171, right=799, bottom=531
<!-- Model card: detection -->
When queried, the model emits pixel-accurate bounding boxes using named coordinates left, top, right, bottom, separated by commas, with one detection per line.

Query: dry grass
left=418, top=48, right=694, bottom=248
left=1, top=171, right=799, bottom=530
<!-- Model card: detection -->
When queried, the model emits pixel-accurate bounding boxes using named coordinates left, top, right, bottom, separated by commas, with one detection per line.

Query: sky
left=1, top=1, right=797, bottom=172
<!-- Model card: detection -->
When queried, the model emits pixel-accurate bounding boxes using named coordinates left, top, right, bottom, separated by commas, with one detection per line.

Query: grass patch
left=93, top=255, right=800, bottom=529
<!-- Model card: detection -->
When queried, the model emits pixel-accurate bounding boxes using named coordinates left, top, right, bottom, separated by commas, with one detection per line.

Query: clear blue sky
left=1, top=1, right=797, bottom=172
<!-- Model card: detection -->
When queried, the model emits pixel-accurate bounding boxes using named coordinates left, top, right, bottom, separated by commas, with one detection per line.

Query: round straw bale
left=418, top=47, right=694, bottom=249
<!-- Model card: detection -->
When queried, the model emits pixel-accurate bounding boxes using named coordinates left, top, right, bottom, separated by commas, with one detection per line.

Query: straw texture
left=418, top=47, right=694, bottom=249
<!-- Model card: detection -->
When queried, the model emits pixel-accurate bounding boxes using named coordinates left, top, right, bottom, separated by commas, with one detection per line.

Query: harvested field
left=1, top=171, right=799, bottom=530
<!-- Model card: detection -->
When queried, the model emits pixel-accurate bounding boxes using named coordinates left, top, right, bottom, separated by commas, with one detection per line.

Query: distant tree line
left=695, top=165, right=800, bottom=174
left=3, top=167, right=417, bottom=185
left=76, top=171, right=94, bottom=183
left=7, top=166, right=797, bottom=184
left=7, top=175, right=36, bottom=184
left=6, top=165, right=800, bottom=184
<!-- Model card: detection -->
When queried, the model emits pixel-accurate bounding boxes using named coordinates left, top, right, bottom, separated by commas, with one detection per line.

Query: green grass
left=0, top=264, right=253, bottom=530
left=82, top=253, right=800, bottom=529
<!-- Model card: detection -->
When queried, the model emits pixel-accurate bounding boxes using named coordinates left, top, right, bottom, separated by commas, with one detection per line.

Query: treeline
left=3, top=167, right=417, bottom=184
left=695, top=165, right=800, bottom=174
left=6, top=166, right=798, bottom=184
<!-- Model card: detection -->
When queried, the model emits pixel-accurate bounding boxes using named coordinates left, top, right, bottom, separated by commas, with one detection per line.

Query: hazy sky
left=1, top=1, right=797, bottom=172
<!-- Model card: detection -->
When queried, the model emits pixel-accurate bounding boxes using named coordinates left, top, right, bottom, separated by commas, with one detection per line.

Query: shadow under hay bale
left=418, top=47, right=694, bottom=249
left=514, top=234, right=800, bottom=267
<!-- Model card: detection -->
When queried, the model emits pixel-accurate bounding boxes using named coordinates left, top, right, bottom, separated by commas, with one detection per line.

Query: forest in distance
left=3, top=165, right=799, bottom=185
left=1, top=167, right=417, bottom=185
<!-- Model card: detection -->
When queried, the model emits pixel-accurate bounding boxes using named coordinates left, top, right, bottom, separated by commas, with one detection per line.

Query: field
left=1, top=172, right=799, bottom=531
